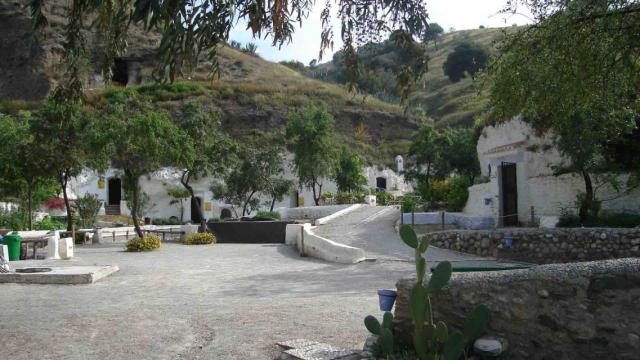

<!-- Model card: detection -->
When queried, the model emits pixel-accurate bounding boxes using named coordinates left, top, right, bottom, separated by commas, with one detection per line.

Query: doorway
left=191, top=196, right=203, bottom=223
left=107, top=178, right=122, bottom=205
left=376, top=177, right=387, bottom=191
left=500, top=162, right=518, bottom=226
left=112, top=59, right=129, bottom=86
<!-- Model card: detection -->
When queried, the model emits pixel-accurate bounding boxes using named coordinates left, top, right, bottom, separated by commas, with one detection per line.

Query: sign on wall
left=97, top=178, right=105, bottom=189
left=204, top=202, right=212, bottom=211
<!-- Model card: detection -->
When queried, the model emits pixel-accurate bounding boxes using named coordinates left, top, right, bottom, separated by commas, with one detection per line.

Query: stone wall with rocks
left=393, top=258, right=640, bottom=360
left=426, top=228, right=640, bottom=264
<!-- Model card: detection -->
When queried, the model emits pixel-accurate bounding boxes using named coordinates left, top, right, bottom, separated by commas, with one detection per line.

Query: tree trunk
left=313, top=181, right=323, bottom=206
left=180, top=170, right=206, bottom=231
left=242, top=191, right=256, bottom=216
left=579, top=171, right=594, bottom=222
left=270, top=196, right=276, bottom=212
left=27, top=182, right=33, bottom=230
left=59, top=170, right=73, bottom=231
left=126, top=170, right=144, bottom=238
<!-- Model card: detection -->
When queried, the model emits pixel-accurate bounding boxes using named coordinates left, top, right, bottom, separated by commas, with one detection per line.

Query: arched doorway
left=220, top=208, right=232, bottom=219
left=376, top=177, right=387, bottom=191
left=191, top=196, right=203, bottom=223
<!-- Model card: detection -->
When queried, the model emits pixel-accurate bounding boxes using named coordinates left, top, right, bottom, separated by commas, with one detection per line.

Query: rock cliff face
left=0, top=0, right=159, bottom=101
left=0, top=1, right=51, bottom=100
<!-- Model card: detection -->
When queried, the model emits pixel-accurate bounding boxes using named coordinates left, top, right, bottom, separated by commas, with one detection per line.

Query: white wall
left=467, top=117, right=640, bottom=224
left=67, top=154, right=412, bottom=221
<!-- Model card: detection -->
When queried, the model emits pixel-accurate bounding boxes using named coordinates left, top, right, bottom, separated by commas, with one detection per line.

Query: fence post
left=112, top=231, right=116, bottom=242
left=530, top=206, right=535, bottom=227
left=411, top=205, right=415, bottom=227
left=441, top=211, right=445, bottom=231
left=299, top=226, right=305, bottom=257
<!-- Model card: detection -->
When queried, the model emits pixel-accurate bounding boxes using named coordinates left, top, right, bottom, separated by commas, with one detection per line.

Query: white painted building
left=464, top=117, right=640, bottom=226
left=68, top=154, right=411, bottom=222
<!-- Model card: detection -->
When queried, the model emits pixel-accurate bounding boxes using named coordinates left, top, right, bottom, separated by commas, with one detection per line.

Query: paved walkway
left=0, top=243, right=415, bottom=360
left=314, top=205, right=499, bottom=267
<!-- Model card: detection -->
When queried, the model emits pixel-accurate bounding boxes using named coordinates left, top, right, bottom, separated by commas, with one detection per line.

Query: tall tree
left=173, top=102, right=235, bottom=229
left=334, top=148, right=367, bottom=193
left=443, top=41, right=488, bottom=82
left=0, top=113, right=57, bottom=229
left=423, top=22, right=444, bottom=45
left=30, top=97, right=92, bottom=231
left=89, top=99, right=194, bottom=237
left=211, top=147, right=284, bottom=216
left=285, top=106, right=338, bottom=205
left=489, top=0, right=640, bottom=221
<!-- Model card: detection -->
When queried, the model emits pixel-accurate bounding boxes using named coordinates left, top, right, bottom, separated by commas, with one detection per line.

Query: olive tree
left=488, top=0, right=640, bottom=221
left=173, top=102, right=235, bottom=228
left=285, top=106, right=338, bottom=205
left=90, top=99, right=195, bottom=237
left=0, top=113, right=58, bottom=230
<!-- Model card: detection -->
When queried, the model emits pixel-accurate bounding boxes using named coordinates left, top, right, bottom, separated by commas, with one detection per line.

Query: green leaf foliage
left=285, top=106, right=338, bottom=205
left=463, top=304, right=490, bottom=341
left=443, top=332, right=466, bottom=360
left=427, top=261, right=452, bottom=293
left=364, top=315, right=381, bottom=335
left=399, top=224, right=419, bottom=249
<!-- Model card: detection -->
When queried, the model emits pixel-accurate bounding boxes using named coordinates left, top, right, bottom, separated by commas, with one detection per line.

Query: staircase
left=105, top=204, right=121, bottom=216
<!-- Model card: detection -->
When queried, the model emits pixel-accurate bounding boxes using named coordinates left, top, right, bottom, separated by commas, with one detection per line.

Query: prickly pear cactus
left=399, top=224, right=490, bottom=360
left=363, top=311, right=396, bottom=357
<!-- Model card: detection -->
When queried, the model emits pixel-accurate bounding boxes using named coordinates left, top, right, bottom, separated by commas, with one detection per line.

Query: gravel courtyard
left=0, top=243, right=416, bottom=360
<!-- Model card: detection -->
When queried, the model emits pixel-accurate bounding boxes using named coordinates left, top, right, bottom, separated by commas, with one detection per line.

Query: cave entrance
left=112, top=59, right=129, bottom=86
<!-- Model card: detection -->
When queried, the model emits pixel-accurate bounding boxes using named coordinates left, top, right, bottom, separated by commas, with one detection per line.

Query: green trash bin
left=4, top=233, right=22, bottom=261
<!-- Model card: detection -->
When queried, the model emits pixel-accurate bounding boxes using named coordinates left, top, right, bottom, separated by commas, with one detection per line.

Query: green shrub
left=336, top=190, right=367, bottom=204
left=445, top=175, right=471, bottom=212
left=401, top=196, right=419, bottom=213
left=376, top=191, right=395, bottom=206
left=598, top=213, right=640, bottom=228
left=0, top=207, right=28, bottom=230
left=152, top=217, right=182, bottom=225
left=183, top=232, right=217, bottom=245
left=255, top=211, right=281, bottom=220
left=34, top=216, right=66, bottom=230
left=558, top=211, right=640, bottom=228
left=125, top=235, right=162, bottom=252
left=73, top=193, right=102, bottom=228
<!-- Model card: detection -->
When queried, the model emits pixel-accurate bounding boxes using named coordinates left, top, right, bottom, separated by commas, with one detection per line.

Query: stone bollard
left=0, top=244, right=9, bottom=262
left=46, top=231, right=61, bottom=260
left=58, top=238, right=74, bottom=259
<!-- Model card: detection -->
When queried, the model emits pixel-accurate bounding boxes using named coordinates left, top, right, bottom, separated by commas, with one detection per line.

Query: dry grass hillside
left=413, top=27, right=509, bottom=128
left=0, top=0, right=420, bottom=166
left=312, top=27, right=511, bottom=129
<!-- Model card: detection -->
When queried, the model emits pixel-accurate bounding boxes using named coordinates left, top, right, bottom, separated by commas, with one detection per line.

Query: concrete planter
left=208, top=220, right=293, bottom=243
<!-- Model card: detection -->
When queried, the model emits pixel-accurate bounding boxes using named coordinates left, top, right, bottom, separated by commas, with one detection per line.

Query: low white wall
left=285, top=224, right=366, bottom=264
left=314, top=204, right=362, bottom=225
left=95, top=224, right=198, bottom=243
left=277, top=205, right=351, bottom=221
left=402, top=212, right=495, bottom=230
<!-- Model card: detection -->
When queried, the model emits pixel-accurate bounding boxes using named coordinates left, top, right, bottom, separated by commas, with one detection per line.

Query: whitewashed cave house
left=68, top=154, right=411, bottom=222
left=464, top=116, right=640, bottom=227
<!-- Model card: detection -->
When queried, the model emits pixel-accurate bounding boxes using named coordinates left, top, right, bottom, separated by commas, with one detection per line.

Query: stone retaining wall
left=394, top=258, right=640, bottom=360
left=426, top=228, right=640, bottom=264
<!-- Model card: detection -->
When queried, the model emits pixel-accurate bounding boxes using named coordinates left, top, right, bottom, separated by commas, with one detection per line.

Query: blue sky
left=228, top=0, right=533, bottom=64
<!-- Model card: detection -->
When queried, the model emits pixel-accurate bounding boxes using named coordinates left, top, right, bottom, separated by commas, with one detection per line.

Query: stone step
left=276, top=339, right=363, bottom=360
left=104, top=204, right=121, bottom=215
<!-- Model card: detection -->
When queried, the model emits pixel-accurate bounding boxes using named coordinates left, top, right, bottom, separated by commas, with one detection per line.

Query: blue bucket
left=378, top=289, right=397, bottom=311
